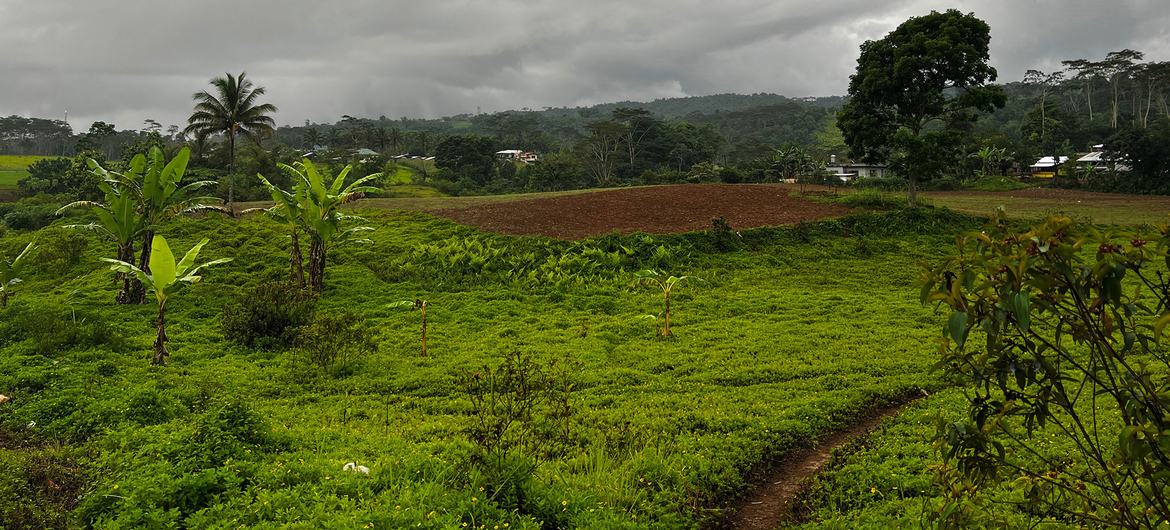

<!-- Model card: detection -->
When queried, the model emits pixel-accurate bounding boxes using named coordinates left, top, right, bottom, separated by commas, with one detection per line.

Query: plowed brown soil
left=429, top=184, right=851, bottom=239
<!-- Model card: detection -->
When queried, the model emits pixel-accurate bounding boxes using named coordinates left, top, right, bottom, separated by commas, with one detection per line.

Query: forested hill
left=273, top=93, right=845, bottom=161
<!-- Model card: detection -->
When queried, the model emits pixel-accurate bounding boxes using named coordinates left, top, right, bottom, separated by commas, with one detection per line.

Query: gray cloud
left=1, top=0, right=1166, bottom=131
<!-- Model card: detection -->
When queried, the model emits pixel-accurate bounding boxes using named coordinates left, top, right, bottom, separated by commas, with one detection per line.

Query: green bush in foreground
left=922, top=209, right=1170, bottom=528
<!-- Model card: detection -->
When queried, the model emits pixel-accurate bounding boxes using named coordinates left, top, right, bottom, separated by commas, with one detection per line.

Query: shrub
left=295, top=311, right=377, bottom=373
left=34, top=227, right=89, bottom=267
left=222, top=282, right=317, bottom=349
left=0, top=303, right=125, bottom=356
left=2, top=203, right=57, bottom=230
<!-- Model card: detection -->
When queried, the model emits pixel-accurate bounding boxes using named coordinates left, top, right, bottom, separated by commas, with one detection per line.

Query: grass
left=0, top=155, right=56, bottom=171
left=924, top=191, right=1170, bottom=225
left=0, top=170, right=26, bottom=189
left=0, top=155, right=58, bottom=190
left=0, top=207, right=978, bottom=528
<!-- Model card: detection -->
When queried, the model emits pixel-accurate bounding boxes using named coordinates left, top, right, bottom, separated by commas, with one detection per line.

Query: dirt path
left=724, top=399, right=916, bottom=529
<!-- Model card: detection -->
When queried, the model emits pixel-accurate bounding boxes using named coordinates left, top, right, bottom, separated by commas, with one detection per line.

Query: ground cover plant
left=0, top=201, right=981, bottom=528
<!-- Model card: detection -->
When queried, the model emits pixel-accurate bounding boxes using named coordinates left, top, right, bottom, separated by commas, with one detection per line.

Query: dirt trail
left=723, top=399, right=916, bottom=530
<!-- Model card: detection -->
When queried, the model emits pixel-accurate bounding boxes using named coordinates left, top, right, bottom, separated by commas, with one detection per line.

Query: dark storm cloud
left=0, top=0, right=1166, bottom=131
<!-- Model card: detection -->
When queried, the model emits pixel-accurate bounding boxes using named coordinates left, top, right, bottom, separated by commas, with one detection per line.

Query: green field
left=0, top=155, right=59, bottom=190
left=1, top=184, right=1164, bottom=527
left=0, top=205, right=985, bottom=528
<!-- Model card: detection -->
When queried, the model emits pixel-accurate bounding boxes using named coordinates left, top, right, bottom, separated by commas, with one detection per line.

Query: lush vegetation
left=1, top=204, right=984, bottom=528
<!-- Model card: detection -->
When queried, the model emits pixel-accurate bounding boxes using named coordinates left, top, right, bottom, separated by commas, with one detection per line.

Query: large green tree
left=838, top=10, right=1005, bottom=206
left=183, top=72, right=277, bottom=210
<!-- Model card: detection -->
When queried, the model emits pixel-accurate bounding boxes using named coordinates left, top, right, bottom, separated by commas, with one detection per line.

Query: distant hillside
left=275, top=92, right=846, bottom=162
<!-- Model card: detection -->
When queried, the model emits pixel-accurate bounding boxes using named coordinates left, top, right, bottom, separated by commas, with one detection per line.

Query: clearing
left=429, top=184, right=852, bottom=239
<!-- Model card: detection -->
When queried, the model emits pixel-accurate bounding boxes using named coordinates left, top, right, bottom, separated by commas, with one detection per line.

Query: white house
left=1029, top=156, right=1070, bottom=178
left=496, top=149, right=538, bottom=163
left=824, top=155, right=887, bottom=180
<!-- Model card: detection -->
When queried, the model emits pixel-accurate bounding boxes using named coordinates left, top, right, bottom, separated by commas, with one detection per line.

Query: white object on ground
left=342, top=462, right=370, bottom=474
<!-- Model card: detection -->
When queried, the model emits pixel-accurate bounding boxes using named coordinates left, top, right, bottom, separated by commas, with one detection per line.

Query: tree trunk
left=153, top=300, right=169, bottom=365
left=663, top=293, right=671, bottom=337
left=308, top=235, right=325, bottom=292
left=227, top=130, right=236, bottom=212
left=1, top=290, right=8, bottom=308
left=115, top=242, right=136, bottom=304
left=130, top=230, right=154, bottom=304
left=290, top=228, right=305, bottom=288
left=907, top=175, right=919, bottom=208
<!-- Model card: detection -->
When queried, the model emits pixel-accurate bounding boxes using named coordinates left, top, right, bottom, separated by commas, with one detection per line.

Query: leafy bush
left=33, top=227, right=90, bottom=267
left=0, top=303, right=125, bottom=355
left=295, top=311, right=377, bottom=373
left=381, top=233, right=679, bottom=287
left=962, top=175, right=1031, bottom=192
left=2, top=203, right=57, bottom=230
left=922, top=211, right=1170, bottom=527
left=222, top=282, right=317, bottom=349
left=463, top=351, right=575, bottom=513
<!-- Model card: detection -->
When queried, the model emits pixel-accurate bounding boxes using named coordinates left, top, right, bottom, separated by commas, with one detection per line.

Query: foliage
left=435, top=135, right=500, bottom=185
left=0, top=205, right=993, bottom=528
left=262, top=159, right=381, bottom=291
left=462, top=351, right=575, bottom=514
left=104, top=235, right=231, bottom=364
left=221, top=281, right=318, bottom=349
left=184, top=71, right=278, bottom=204
left=920, top=210, right=1170, bottom=528
left=834, top=190, right=906, bottom=210
left=0, top=301, right=126, bottom=356
left=0, top=241, right=35, bottom=306
left=838, top=9, right=1006, bottom=206
left=634, top=269, right=701, bottom=337
left=295, top=311, right=377, bottom=373
left=2, top=201, right=57, bottom=231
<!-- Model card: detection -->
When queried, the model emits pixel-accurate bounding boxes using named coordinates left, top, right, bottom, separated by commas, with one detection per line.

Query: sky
left=2, top=0, right=1168, bottom=132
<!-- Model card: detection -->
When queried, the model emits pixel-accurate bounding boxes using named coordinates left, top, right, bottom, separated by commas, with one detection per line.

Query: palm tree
left=184, top=71, right=277, bottom=210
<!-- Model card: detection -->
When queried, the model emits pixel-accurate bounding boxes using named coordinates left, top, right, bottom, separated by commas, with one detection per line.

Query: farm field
left=348, top=183, right=1170, bottom=230
left=0, top=195, right=981, bottom=528
left=0, top=155, right=57, bottom=190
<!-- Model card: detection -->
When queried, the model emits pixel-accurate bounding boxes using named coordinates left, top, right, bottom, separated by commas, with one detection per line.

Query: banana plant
left=104, top=235, right=231, bottom=365
left=112, top=147, right=220, bottom=303
left=0, top=242, right=36, bottom=307
left=274, top=159, right=381, bottom=292
left=634, top=270, right=702, bottom=337
left=251, top=172, right=308, bottom=287
left=58, top=172, right=147, bottom=303
left=389, top=299, right=429, bottom=356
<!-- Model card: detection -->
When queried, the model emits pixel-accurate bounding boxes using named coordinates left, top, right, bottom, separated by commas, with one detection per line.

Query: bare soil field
left=428, top=183, right=852, bottom=239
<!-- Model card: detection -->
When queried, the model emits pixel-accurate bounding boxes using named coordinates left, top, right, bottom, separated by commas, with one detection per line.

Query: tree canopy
left=838, top=9, right=1006, bottom=205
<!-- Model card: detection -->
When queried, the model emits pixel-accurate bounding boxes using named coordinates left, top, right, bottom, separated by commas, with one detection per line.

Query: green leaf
left=947, top=311, right=970, bottom=348
left=149, top=235, right=177, bottom=290
left=1153, top=312, right=1170, bottom=343
left=1010, top=291, right=1030, bottom=332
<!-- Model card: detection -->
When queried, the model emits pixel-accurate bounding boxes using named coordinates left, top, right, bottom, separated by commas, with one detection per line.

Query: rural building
left=824, top=154, right=887, bottom=180
left=1029, top=156, right=1069, bottom=178
left=496, top=149, right=539, bottom=163
left=1075, top=145, right=1130, bottom=172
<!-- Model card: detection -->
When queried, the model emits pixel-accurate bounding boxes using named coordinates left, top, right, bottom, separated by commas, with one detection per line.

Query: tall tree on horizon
left=184, top=71, right=277, bottom=210
left=837, top=9, right=1005, bottom=207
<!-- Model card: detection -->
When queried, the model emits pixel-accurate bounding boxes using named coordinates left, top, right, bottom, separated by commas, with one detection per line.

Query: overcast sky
left=2, top=0, right=1167, bottom=132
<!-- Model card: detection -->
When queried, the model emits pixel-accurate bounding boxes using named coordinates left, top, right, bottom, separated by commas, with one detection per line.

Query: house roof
left=496, top=149, right=523, bottom=155
left=1031, top=156, right=1070, bottom=168
left=354, top=148, right=379, bottom=156
left=1077, top=152, right=1106, bottom=163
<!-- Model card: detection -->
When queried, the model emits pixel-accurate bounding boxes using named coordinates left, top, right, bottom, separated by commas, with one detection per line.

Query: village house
left=495, top=149, right=539, bottom=163
left=824, top=154, right=887, bottom=181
